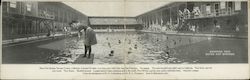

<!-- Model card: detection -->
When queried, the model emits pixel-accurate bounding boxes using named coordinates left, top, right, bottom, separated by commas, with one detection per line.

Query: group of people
left=178, top=8, right=201, bottom=20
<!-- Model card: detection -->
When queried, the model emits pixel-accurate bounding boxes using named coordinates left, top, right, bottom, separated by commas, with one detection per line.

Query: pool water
left=71, top=32, right=247, bottom=64
left=49, top=31, right=247, bottom=64
left=3, top=31, right=246, bottom=64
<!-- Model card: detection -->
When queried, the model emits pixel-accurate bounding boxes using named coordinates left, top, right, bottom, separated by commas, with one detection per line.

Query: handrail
left=184, top=8, right=238, bottom=19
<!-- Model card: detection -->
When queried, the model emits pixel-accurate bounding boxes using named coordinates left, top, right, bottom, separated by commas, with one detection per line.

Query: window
left=215, top=4, right=219, bottom=10
left=235, top=2, right=241, bottom=10
left=206, top=4, right=211, bottom=14
left=215, top=4, right=219, bottom=16
left=10, top=1, right=16, bottom=8
left=228, top=2, right=233, bottom=9
left=26, top=3, right=32, bottom=11
left=220, top=2, right=226, bottom=9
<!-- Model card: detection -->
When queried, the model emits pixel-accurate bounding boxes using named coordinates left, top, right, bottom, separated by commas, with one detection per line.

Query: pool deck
left=141, top=30, right=247, bottom=39
left=73, top=54, right=94, bottom=64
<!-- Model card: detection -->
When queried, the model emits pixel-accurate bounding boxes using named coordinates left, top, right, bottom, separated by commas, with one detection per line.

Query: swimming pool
left=70, top=31, right=248, bottom=64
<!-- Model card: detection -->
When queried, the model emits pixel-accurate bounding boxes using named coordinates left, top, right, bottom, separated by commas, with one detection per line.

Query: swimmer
left=108, top=42, right=111, bottom=48
left=161, top=51, right=170, bottom=60
left=109, top=50, right=114, bottom=56
left=118, top=40, right=121, bottom=44
left=129, top=47, right=132, bottom=50
left=165, top=52, right=170, bottom=58
left=173, top=40, right=177, bottom=45
left=128, top=51, right=132, bottom=54
left=134, top=44, right=137, bottom=49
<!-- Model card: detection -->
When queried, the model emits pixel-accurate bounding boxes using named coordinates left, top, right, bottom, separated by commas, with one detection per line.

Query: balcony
left=38, top=10, right=55, bottom=20
left=184, top=8, right=240, bottom=20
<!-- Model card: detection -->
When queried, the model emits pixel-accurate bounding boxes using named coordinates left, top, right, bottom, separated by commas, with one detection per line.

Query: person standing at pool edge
left=78, top=25, right=97, bottom=58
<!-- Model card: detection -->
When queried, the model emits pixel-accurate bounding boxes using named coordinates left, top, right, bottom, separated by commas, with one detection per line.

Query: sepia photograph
left=1, top=0, right=248, bottom=64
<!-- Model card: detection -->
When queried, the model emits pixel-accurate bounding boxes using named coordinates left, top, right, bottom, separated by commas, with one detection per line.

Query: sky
left=63, top=0, right=170, bottom=17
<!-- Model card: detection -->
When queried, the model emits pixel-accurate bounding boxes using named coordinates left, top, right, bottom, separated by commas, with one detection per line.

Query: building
left=136, top=1, right=248, bottom=35
left=89, top=17, right=142, bottom=32
left=2, top=2, right=88, bottom=40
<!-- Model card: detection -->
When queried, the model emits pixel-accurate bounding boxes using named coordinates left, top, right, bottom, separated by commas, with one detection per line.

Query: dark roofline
left=38, top=2, right=87, bottom=17
left=88, top=16, right=136, bottom=18
left=136, top=2, right=220, bottom=17
left=90, top=24, right=140, bottom=26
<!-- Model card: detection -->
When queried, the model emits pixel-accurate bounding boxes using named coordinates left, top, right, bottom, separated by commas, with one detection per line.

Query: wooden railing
left=186, top=8, right=239, bottom=19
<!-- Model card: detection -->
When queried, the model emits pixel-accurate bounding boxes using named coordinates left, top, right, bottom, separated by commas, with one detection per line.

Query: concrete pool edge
left=139, top=30, right=248, bottom=39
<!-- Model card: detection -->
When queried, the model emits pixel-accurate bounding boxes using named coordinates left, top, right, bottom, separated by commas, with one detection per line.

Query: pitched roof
left=89, top=17, right=139, bottom=25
